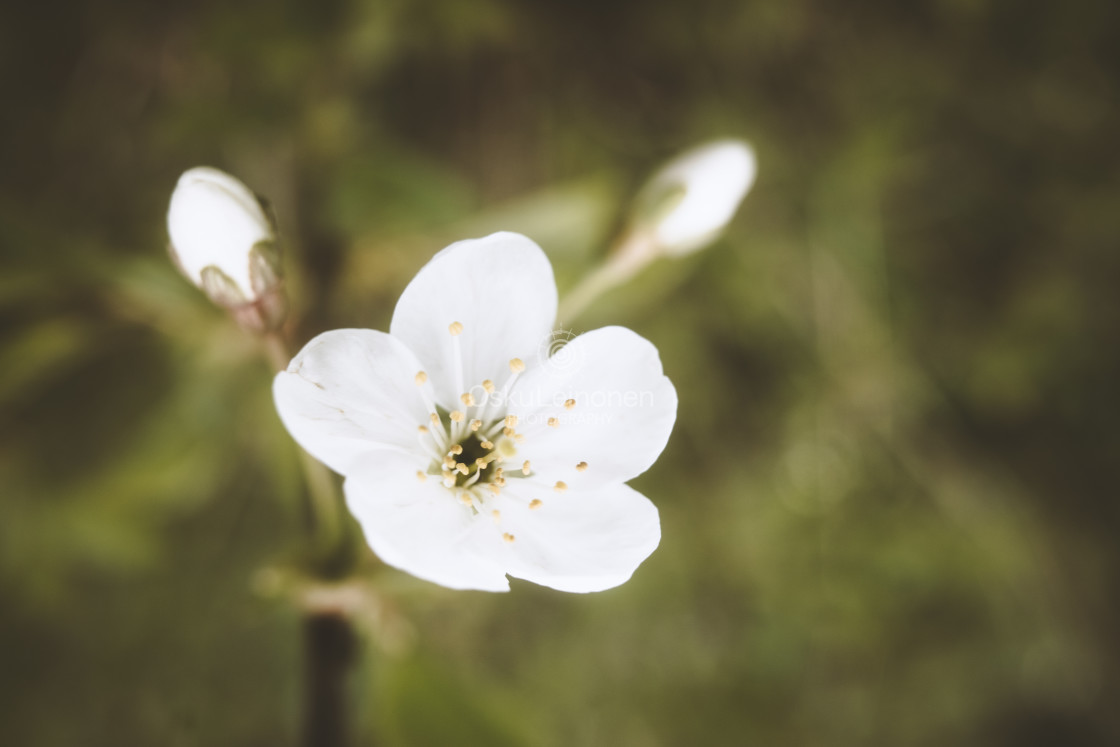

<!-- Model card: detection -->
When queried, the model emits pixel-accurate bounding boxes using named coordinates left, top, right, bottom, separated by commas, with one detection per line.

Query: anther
left=443, top=475, right=455, bottom=488
left=450, top=410, right=465, bottom=422
left=502, top=533, right=516, bottom=543
left=489, top=483, right=501, bottom=496
left=450, top=444, right=463, bottom=455
left=547, top=417, right=559, bottom=428
left=505, top=415, right=518, bottom=427
left=449, top=321, right=464, bottom=336
left=554, top=481, right=568, bottom=492
left=576, top=461, right=588, bottom=472
left=480, top=440, right=494, bottom=450
left=459, top=492, right=474, bottom=506
left=509, top=358, right=525, bottom=373
left=469, top=419, right=482, bottom=431
left=529, top=499, right=543, bottom=510
left=514, top=433, right=525, bottom=443
left=416, top=471, right=427, bottom=482
left=415, top=371, right=428, bottom=385
left=491, top=510, right=501, bottom=524
left=430, top=413, right=440, bottom=425
left=483, top=380, right=495, bottom=393
left=503, top=426, right=515, bottom=437
left=460, top=392, right=475, bottom=407
left=522, top=460, right=531, bottom=475
left=456, top=463, right=470, bottom=475
left=417, top=425, right=429, bottom=434
left=564, top=398, right=576, bottom=410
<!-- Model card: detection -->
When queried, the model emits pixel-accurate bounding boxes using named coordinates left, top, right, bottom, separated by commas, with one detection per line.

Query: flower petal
left=506, top=326, right=677, bottom=490
left=489, top=481, right=661, bottom=593
left=344, top=452, right=510, bottom=592
left=389, top=232, right=557, bottom=410
left=273, top=329, right=431, bottom=475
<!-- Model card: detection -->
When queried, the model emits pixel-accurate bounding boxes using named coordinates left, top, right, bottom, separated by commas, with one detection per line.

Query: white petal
left=344, top=452, right=510, bottom=592
left=167, top=167, right=273, bottom=297
left=273, top=329, right=432, bottom=475
left=506, top=326, right=677, bottom=490
left=491, top=482, right=661, bottom=593
left=643, top=140, right=756, bottom=255
left=389, top=232, right=557, bottom=410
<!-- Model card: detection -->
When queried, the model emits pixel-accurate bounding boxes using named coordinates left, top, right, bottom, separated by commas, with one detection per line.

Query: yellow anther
left=522, top=460, right=531, bottom=475
left=469, top=419, right=482, bottom=431
left=414, top=371, right=428, bottom=385
left=489, top=483, right=502, bottom=496
left=430, top=413, right=440, bottom=425
left=482, top=379, right=495, bottom=393
left=495, top=467, right=504, bottom=477
left=502, top=532, right=516, bottom=543
left=416, top=471, right=427, bottom=482
left=547, top=417, right=559, bottom=428
left=456, top=463, right=470, bottom=475
left=450, top=444, right=463, bottom=455
left=505, top=415, right=518, bottom=427
left=417, top=425, right=429, bottom=434
left=503, top=426, right=515, bottom=437
left=479, top=440, right=493, bottom=450
left=443, top=475, right=456, bottom=487
left=460, top=392, right=475, bottom=406
left=459, top=492, right=474, bottom=506
left=564, top=398, right=576, bottom=410
left=576, top=461, right=588, bottom=472
left=514, top=433, right=525, bottom=443
left=509, top=358, right=525, bottom=373
left=491, top=509, right=501, bottom=524
left=448, top=321, right=464, bottom=336
left=450, top=410, right=465, bottom=422
left=554, top=481, right=568, bottom=492
left=529, top=499, right=543, bottom=510
left=495, top=476, right=507, bottom=487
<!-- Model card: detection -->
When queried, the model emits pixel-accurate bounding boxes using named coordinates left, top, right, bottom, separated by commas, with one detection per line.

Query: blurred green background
left=2, top=0, right=1119, bottom=744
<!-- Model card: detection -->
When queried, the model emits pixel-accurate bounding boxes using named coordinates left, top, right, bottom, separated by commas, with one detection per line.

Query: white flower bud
left=635, top=139, right=757, bottom=256
left=167, top=166, right=286, bottom=332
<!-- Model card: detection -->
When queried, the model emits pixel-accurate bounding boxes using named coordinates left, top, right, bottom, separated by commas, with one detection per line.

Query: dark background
left=2, top=0, right=1119, bottom=744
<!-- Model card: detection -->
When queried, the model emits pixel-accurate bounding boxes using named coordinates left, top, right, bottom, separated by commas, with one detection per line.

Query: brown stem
left=303, top=611, right=357, bottom=747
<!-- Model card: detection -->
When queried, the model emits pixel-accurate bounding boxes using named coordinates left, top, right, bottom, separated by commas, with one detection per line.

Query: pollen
left=414, top=371, right=428, bottom=385
left=554, top=481, right=568, bottom=492
left=547, top=417, right=559, bottom=428
left=503, top=426, right=515, bottom=437
left=522, top=460, right=531, bottom=475
left=509, top=358, right=525, bottom=373
left=460, top=392, right=475, bottom=406
left=576, top=461, right=588, bottom=472
left=564, top=398, right=576, bottom=410
left=502, top=532, right=516, bottom=543
left=469, top=419, right=482, bottom=431
left=480, top=440, right=494, bottom=450
left=456, top=463, right=470, bottom=475
left=482, top=379, right=495, bottom=393
left=449, top=410, right=465, bottom=422
left=449, top=444, right=463, bottom=455
left=417, top=425, right=428, bottom=434
left=416, top=471, right=427, bottom=482
left=529, top=499, right=543, bottom=510
left=448, top=321, right=464, bottom=336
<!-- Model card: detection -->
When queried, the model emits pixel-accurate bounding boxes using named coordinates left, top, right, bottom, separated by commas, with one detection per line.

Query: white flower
left=167, top=166, right=280, bottom=306
left=637, top=139, right=757, bottom=255
left=273, top=232, right=677, bottom=593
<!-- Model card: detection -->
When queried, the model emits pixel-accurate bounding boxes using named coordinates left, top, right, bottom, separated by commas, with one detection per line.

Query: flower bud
left=633, top=139, right=756, bottom=256
left=167, top=167, right=286, bottom=332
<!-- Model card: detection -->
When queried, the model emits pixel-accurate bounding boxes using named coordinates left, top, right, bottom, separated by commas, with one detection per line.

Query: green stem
left=556, top=232, right=658, bottom=323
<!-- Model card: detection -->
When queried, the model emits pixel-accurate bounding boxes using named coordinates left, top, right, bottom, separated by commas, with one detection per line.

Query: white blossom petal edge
left=273, top=232, right=677, bottom=593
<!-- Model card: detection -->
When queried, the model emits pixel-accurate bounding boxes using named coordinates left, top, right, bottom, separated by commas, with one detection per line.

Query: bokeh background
left=3, top=0, right=1119, bottom=744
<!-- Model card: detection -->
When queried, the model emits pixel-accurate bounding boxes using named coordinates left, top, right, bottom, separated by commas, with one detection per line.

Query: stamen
left=505, top=415, right=518, bottom=428
left=459, top=492, right=474, bottom=506
left=443, top=474, right=455, bottom=488
left=522, top=460, right=531, bottom=475
left=554, top=481, right=567, bottom=492
left=576, top=461, right=588, bottom=472
left=491, top=510, right=501, bottom=524
left=529, top=499, right=543, bottom=510
left=564, top=398, right=576, bottom=410
left=460, top=392, right=475, bottom=407
left=417, top=425, right=428, bottom=434
left=414, top=371, right=428, bottom=385
left=489, top=483, right=501, bottom=496
left=469, top=419, right=482, bottom=432
left=482, top=380, right=495, bottom=394
left=450, top=410, right=465, bottom=423
left=509, top=358, right=525, bottom=373
left=448, top=321, right=464, bottom=336
left=503, top=426, right=515, bottom=437
left=416, top=471, right=427, bottom=482
left=450, top=444, right=463, bottom=455
left=547, top=417, right=559, bottom=428
left=502, top=532, right=516, bottom=543
left=480, top=439, right=494, bottom=450
left=456, top=463, right=469, bottom=475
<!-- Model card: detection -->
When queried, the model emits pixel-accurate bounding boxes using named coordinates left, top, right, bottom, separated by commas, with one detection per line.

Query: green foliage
left=2, top=0, right=1119, bottom=744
